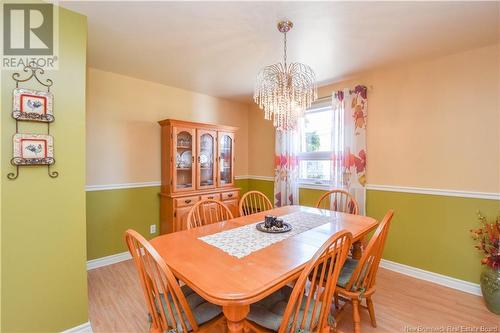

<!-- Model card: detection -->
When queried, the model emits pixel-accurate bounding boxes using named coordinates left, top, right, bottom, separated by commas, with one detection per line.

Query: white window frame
left=297, top=98, right=334, bottom=187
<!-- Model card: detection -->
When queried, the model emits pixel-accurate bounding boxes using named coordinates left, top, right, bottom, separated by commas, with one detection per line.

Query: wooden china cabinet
left=158, top=119, right=240, bottom=234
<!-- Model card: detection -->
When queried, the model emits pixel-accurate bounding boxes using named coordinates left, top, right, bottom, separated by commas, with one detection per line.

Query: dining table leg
left=223, top=304, right=249, bottom=333
left=352, top=240, right=363, bottom=260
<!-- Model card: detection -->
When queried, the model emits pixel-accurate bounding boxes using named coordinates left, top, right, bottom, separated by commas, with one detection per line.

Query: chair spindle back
left=124, top=229, right=199, bottom=332
left=279, top=230, right=353, bottom=333
left=186, top=199, right=233, bottom=229
left=316, top=189, right=359, bottom=215
left=238, top=191, right=273, bottom=216
left=345, top=210, right=394, bottom=293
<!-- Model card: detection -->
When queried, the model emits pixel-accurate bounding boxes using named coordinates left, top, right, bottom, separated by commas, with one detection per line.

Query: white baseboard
left=380, top=259, right=481, bottom=296
left=87, top=251, right=131, bottom=270
left=61, top=321, right=93, bottom=333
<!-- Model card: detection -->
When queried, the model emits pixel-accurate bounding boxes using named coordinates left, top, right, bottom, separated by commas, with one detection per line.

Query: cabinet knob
left=208, top=196, right=214, bottom=199
left=228, top=193, right=233, bottom=198
left=185, top=199, right=192, bottom=204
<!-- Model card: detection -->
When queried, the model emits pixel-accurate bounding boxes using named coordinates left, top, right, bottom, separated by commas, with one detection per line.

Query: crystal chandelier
left=254, top=20, right=317, bottom=130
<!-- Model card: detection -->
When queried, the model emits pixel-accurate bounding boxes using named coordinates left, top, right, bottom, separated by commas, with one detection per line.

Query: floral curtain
left=274, top=129, right=299, bottom=207
left=332, top=85, right=368, bottom=214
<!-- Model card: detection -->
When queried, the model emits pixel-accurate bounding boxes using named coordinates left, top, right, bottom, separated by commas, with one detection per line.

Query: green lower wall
left=86, top=177, right=499, bottom=284
left=1, top=8, right=88, bottom=332
left=246, top=179, right=274, bottom=202
left=86, top=186, right=161, bottom=260
left=366, top=190, right=498, bottom=284
left=235, top=179, right=249, bottom=195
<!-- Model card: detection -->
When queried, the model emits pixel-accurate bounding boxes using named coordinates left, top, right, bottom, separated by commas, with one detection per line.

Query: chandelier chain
left=283, top=31, right=287, bottom=69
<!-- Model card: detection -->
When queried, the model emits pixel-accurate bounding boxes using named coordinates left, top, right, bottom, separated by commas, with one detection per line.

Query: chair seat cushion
left=158, top=285, right=221, bottom=332
left=337, top=257, right=359, bottom=289
left=247, top=286, right=321, bottom=332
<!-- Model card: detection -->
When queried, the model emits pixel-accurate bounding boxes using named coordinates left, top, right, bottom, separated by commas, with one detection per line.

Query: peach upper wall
left=248, top=44, right=500, bottom=193
left=86, top=68, right=249, bottom=185
left=248, top=103, right=275, bottom=177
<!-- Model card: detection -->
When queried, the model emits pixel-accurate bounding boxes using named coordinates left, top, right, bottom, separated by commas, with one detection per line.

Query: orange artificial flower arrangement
left=470, top=212, right=500, bottom=270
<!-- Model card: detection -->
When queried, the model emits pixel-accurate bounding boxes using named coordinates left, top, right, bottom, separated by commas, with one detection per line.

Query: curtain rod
left=316, top=85, right=374, bottom=100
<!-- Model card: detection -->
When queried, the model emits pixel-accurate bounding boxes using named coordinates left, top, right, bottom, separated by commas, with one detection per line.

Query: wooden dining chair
left=333, top=210, right=394, bottom=333
left=186, top=199, right=234, bottom=229
left=238, top=190, right=273, bottom=216
left=124, top=229, right=223, bottom=332
left=246, top=230, right=353, bottom=333
left=316, top=189, right=359, bottom=215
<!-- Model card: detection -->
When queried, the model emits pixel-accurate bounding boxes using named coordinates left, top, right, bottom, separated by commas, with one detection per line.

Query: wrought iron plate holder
left=7, top=62, right=59, bottom=180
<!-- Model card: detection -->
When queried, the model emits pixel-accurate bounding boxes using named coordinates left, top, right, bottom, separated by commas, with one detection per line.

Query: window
left=298, top=99, right=333, bottom=184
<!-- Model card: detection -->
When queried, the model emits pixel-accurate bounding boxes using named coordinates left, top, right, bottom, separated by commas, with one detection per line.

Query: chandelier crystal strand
left=254, top=20, right=317, bottom=131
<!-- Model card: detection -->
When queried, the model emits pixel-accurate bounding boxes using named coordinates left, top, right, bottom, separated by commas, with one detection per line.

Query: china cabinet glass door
left=218, top=132, right=234, bottom=187
left=173, top=127, right=195, bottom=192
left=196, top=130, right=216, bottom=189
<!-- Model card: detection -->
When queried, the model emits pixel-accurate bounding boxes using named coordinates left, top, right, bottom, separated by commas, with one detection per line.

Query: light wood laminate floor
left=88, top=260, right=498, bottom=333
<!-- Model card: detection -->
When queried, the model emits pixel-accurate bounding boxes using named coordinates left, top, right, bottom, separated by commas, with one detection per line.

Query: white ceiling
left=62, top=1, right=499, bottom=101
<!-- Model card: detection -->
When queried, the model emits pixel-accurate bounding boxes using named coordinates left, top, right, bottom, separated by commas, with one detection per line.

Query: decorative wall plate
left=12, top=88, right=54, bottom=122
left=176, top=152, right=181, bottom=167
left=180, top=151, right=192, bottom=168
left=199, top=153, right=209, bottom=167
left=12, top=133, right=54, bottom=165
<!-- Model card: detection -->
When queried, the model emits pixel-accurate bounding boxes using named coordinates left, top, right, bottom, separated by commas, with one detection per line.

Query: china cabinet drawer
left=221, top=191, right=238, bottom=201
left=174, top=196, right=199, bottom=208
left=200, top=193, right=221, bottom=201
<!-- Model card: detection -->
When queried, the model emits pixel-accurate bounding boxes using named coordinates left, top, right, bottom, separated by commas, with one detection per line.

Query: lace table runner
left=198, top=211, right=335, bottom=258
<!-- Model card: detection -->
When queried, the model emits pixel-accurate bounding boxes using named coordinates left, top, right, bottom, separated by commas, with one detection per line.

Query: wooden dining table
left=150, top=205, right=378, bottom=333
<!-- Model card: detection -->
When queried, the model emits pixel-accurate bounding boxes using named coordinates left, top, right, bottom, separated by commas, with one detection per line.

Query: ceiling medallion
left=254, top=20, right=317, bottom=131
